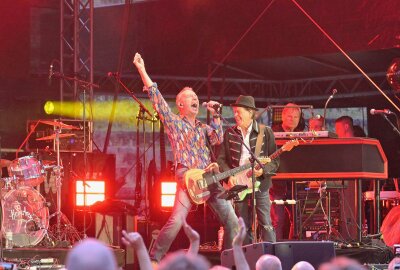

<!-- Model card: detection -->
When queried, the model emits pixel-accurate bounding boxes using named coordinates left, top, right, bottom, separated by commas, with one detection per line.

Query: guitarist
left=217, top=95, right=279, bottom=244
left=132, top=53, right=238, bottom=263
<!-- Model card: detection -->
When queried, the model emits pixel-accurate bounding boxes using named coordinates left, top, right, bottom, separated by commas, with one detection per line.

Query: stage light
left=75, top=180, right=105, bottom=207
left=161, top=181, right=176, bottom=208
left=42, top=99, right=156, bottom=123
left=44, top=101, right=55, bottom=115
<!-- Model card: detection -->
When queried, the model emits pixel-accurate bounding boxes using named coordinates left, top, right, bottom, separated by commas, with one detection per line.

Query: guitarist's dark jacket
left=217, top=121, right=280, bottom=192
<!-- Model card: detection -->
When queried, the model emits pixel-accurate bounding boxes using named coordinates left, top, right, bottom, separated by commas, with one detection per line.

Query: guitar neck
left=269, top=147, right=284, bottom=160
left=215, top=163, right=253, bottom=182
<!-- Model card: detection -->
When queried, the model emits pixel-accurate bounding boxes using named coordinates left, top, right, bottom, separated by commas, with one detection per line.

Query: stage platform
left=198, top=243, right=394, bottom=267
left=2, top=247, right=126, bottom=267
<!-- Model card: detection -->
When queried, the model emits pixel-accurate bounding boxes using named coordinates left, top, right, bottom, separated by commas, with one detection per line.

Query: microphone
left=370, top=109, right=393, bottom=115
left=330, top=88, right=338, bottom=98
left=48, top=64, right=54, bottom=86
left=322, top=89, right=338, bottom=130
left=202, top=101, right=222, bottom=112
left=107, top=72, right=120, bottom=77
left=48, top=64, right=53, bottom=79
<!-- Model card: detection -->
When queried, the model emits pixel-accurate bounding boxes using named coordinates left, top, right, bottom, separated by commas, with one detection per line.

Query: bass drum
left=1, top=187, right=49, bottom=247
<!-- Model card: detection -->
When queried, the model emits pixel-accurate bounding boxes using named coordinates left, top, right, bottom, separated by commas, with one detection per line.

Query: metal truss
left=60, top=0, right=94, bottom=101
left=108, top=71, right=390, bottom=104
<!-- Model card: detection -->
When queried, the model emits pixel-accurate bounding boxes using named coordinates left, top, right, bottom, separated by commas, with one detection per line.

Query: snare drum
left=1, top=186, right=49, bottom=247
left=8, top=156, right=45, bottom=187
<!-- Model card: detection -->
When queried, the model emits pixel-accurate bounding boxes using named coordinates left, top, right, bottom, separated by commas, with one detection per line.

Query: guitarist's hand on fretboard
left=254, top=167, right=263, bottom=178
left=204, top=162, right=220, bottom=174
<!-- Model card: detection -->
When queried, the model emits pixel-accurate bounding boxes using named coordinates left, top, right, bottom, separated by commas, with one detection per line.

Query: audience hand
left=233, top=217, right=246, bottom=247
left=121, top=230, right=145, bottom=250
left=183, top=219, right=200, bottom=243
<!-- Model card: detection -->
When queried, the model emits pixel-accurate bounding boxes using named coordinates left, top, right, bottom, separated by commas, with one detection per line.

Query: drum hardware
left=46, top=127, right=75, bottom=243
left=0, top=159, right=11, bottom=168
left=40, top=120, right=80, bottom=130
left=36, top=133, right=76, bottom=141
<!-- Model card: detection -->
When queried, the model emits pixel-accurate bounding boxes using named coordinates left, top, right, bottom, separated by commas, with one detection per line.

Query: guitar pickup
left=196, top=191, right=210, bottom=199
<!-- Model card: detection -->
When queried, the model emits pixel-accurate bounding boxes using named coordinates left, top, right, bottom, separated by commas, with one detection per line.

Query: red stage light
left=161, top=181, right=176, bottom=208
left=75, top=180, right=105, bottom=207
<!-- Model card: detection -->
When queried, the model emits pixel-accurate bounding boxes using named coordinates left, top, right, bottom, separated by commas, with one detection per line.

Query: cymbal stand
left=50, top=68, right=98, bottom=240
left=48, top=127, right=65, bottom=241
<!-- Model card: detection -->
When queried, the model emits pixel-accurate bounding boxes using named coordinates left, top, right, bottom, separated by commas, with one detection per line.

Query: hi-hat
left=40, top=120, right=79, bottom=130
left=36, top=133, right=75, bottom=141
left=0, top=159, right=11, bottom=168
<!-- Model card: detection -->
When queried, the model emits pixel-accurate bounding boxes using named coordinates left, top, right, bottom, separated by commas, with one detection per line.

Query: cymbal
left=0, top=159, right=11, bottom=168
left=36, top=133, right=75, bottom=141
left=40, top=120, right=79, bottom=130
left=41, top=160, right=56, bottom=165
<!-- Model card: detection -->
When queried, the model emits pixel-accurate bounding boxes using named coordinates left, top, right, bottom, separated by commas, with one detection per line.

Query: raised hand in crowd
left=182, top=218, right=200, bottom=256
left=232, top=217, right=250, bottom=270
left=121, top=230, right=153, bottom=270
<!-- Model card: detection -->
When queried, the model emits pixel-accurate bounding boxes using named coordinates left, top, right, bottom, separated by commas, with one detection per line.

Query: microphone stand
left=216, top=109, right=274, bottom=243
left=109, top=75, right=154, bottom=223
left=381, top=114, right=400, bottom=137
left=322, top=89, right=337, bottom=131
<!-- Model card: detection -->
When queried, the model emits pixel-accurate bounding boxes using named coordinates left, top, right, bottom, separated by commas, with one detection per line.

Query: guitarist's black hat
left=230, top=95, right=258, bottom=111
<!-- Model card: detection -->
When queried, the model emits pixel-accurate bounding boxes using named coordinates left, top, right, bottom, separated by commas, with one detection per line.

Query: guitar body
left=184, top=169, right=212, bottom=205
left=224, top=170, right=261, bottom=201
left=183, top=138, right=299, bottom=205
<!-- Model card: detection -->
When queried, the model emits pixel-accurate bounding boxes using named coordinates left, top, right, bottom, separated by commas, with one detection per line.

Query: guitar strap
left=255, top=123, right=265, bottom=157
left=203, top=124, right=217, bottom=162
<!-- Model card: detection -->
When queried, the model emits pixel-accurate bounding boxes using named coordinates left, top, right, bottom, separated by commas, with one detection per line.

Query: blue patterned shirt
left=145, top=83, right=223, bottom=169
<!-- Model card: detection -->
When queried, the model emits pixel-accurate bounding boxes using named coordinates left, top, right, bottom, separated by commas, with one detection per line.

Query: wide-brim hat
left=230, top=95, right=258, bottom=111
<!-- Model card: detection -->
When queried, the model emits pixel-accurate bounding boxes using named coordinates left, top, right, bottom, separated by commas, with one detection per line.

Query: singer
left=132, top=52, right=238, bottom=263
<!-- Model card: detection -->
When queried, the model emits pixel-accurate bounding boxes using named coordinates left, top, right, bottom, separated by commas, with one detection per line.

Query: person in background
left=65, top=238, right=118, bottom=270
left=271, top=103, right=304, bottom=240
left=256, top=254, right=282, bottom=270
left=334, top=116, right=354, bottom=138
left=308, top=115, right=324, bottom=131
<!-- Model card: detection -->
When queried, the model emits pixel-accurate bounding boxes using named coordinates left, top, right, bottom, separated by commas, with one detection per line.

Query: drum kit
left=0, top=120, right=79, bottom=248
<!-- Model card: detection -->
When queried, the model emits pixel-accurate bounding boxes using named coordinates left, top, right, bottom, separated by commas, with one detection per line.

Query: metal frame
left=60, top=0, right=94, bottom=102
left=99, top=69, right=389, bottom=103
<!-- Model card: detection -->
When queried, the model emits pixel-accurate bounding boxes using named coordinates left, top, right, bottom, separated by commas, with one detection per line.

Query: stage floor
left=2, top=247, right=126, bottom=267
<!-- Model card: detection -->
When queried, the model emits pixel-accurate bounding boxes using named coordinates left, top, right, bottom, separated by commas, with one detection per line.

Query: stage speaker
left=220, top=241, right=335, bottom=270
left=95, top=214, right=137, bottom=266
left=221, top=242, right=274, bottom=270
left=274, top=241, right=335, bottom=270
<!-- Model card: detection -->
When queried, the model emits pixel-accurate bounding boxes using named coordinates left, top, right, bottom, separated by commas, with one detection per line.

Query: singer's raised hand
left=132, top=52, right=153, bottom=88
left=133, top=53, right=145, bottom=70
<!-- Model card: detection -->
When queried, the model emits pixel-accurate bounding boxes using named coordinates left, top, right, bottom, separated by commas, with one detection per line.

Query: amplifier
left=26, top=119, right=92, bottom=152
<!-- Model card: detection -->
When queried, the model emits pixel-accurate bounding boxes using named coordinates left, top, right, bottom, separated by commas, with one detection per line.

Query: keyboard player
left=270, top=103, right=304, bottom=240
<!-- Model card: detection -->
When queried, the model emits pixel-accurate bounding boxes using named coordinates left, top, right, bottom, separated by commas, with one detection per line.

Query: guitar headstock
left=282, top=139, right=299, bottom=152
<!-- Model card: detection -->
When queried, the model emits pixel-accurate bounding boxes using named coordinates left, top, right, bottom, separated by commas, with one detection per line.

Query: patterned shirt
left=145, top=83, right=223, bottom=170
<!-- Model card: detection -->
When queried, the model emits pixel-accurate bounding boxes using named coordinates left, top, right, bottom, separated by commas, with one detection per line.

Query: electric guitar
left=224, top=139, right=299, bottom=201
left=184, top=139, right=299, bottom=205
